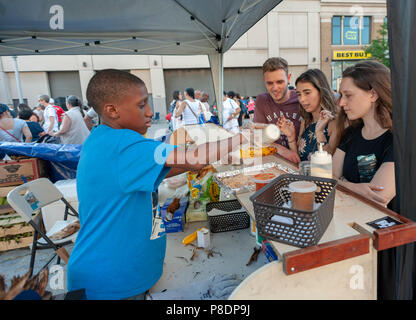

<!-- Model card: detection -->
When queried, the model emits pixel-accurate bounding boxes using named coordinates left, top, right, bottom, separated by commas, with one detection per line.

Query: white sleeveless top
left=60, top=107, right=90, bottom=144
left=182, top=99, right=201, bottom=125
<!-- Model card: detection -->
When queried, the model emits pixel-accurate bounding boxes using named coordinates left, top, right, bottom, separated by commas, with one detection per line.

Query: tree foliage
left=365, top=21, right=390, bottom=68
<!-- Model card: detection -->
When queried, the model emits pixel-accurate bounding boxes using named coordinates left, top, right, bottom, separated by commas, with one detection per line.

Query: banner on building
left=333, top=50, right=372, bottom=60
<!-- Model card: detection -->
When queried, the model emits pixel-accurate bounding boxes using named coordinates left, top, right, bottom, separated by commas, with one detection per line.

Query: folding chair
left=7, top=178, right=79, bottom=277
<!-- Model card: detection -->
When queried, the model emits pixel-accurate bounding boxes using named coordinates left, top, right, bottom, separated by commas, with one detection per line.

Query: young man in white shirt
left=222, top=91, right=240, bottom=134
left=38, top=94, right=59, bottom=134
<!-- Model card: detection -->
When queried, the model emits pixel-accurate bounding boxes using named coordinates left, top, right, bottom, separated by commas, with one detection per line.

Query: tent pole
left=0, top=58, right=12, bottom=105
left=12, top=56, right=23, bottom=104
left=209, top=53, right=224, bottom=126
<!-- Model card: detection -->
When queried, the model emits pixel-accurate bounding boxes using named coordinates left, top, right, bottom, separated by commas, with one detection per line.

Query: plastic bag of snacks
left=186, top=165, right=219, bottom=202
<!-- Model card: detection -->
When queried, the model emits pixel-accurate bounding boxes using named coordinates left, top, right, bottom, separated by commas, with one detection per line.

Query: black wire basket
left=250, top=174, right=337, bottom=248
left=206, top=200, right=250, bottom=233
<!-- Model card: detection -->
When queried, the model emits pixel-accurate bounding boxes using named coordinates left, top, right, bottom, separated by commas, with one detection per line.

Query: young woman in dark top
left=18, top=109, right=45, bottom=142
left=279, top=69, right=338, bottom=161
left=332, top=61, right=395, bottom=207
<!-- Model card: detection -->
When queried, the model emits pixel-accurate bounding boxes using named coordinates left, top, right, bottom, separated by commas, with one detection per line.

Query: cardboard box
left=0, top=158, right=47, bottom=187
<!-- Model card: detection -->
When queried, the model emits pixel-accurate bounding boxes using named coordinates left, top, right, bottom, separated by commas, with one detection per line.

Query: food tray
left=250, top=174, right=337, bottom=248
left=213, top=162, right=297, bottom=195
left=206, top=200, right=250, bottom=233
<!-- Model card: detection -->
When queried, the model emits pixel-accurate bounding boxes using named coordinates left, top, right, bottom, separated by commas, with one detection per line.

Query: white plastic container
left=310, top=143, right=332, bottom=179
left=263, top=124, right=281, bottom=145
left=42, top=179, right=79, bottom=232
left=197, top=227, right=211, bottom=249
left=254, top=124, right=280, bottom=147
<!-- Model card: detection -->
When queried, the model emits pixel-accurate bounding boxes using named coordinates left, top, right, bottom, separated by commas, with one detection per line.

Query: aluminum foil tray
left=213, top=162, right=298, bottom=195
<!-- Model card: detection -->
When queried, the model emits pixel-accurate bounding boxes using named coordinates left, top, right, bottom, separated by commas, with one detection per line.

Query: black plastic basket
left=249, top=174, right=337, bottom=248
left=206, top=200, right=250, bottom=233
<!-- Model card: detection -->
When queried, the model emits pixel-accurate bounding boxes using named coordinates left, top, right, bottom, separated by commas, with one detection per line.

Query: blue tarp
left=0, top=142, right=81, bottom=182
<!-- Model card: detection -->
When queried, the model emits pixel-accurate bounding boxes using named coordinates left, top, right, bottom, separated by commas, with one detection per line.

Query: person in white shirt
left=52, top=95, right=90, bottom=144
left=174, top=88, right=205, bottom=126
left=38, top=94, right=59, bottom=134
left=200, top=92, right=212, bottom=122
left=222, top=91, right=240, bottom=134
left=195, top=89, right=201, bottom=101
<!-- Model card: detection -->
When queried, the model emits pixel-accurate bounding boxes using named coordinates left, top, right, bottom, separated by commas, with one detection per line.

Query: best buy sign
left=333, top=50, right=372, bottom=60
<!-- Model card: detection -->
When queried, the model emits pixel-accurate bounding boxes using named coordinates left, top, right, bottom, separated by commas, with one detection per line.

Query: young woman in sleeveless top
left=174, top=88, right=205, bottom=126
left=52, top=95, right=90, bottom=144
left=278, top=69, right=338, bottom=162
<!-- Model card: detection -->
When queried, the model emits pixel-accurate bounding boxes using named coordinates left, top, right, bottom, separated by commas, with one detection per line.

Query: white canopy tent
left=0, top=0, right=283, bottom=122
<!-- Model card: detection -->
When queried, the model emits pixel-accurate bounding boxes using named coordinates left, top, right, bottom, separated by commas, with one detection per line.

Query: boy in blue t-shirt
left=67, top=69, right=247, bottom=300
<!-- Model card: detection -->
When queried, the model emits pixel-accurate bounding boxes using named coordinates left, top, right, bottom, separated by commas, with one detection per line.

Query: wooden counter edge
left=282, top=234, right=370, bottom=275
left=336, top=184, right=410, bottom=223
left=373, top=222, right=416, bottom=251
left=336, top=184, right=416, bottom=250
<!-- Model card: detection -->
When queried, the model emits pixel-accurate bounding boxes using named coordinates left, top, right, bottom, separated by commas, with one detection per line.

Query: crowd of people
left=167, top=88, right=257, bottom=132
left=0, top=95, right=95, bottom=144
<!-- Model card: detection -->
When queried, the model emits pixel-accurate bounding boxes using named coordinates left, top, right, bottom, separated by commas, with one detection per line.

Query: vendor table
left=229, top=154, right=416, bottom=300
left=165, top=124, right=416, bottom=300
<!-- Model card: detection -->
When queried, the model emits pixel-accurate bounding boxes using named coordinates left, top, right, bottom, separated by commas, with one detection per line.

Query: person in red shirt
left=50, top=98, right=65, bottom=125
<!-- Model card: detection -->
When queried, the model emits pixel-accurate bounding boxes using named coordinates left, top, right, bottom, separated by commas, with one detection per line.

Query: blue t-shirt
left=67, top=124, right=176, bottom=300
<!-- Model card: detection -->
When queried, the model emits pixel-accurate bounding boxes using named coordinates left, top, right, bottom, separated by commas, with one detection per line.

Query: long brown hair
left=295, top=69, right=337, bottom=129
left=337, top=61, right=392, bottom=145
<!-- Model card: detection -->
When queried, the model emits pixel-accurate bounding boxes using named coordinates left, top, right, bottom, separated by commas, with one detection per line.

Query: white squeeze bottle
left=310, top=142, right=332, bottom=178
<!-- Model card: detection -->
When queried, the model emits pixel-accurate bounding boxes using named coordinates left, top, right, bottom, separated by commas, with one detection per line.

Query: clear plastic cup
left=299, top=161, right=311, bottom=176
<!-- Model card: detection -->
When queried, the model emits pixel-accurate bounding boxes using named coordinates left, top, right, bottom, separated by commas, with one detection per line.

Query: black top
left=25, top=121, right=44, bottom=142
left=338, top=125, right=394, bottom=183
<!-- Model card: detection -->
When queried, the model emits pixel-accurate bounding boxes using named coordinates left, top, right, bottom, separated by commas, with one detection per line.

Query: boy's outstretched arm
left=165, top=133, right=247, bottom=172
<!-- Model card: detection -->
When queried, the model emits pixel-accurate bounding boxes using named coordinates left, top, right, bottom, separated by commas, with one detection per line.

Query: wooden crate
left=0, top=207, right=34, bottom=253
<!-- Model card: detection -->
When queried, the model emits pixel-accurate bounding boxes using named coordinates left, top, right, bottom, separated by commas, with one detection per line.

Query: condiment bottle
left=310, top=143, right=332, bottom=178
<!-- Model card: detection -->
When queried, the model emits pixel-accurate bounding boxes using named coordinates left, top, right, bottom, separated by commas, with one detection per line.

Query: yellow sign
left=345, top=31, right=358, bottom=41
left=333, top=50, right=372, bottom=60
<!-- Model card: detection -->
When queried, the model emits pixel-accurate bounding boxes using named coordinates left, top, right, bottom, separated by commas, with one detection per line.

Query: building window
left=12, top=99, right=28, bottom=109
left=332, top=16, right=342, bottom=45
left=343, top=16, right=360, bottom=45
left=331, top=61, right=357, bottom=90
left=332, top=16, right=371, bottom=45
left=362, top=16, right=371, bottom=45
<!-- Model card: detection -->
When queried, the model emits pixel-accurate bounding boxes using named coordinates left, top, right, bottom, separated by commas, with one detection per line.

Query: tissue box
left=262, top=240, right=278, bottom=262
left=161, top=197, right=189, bottom=233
